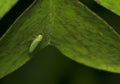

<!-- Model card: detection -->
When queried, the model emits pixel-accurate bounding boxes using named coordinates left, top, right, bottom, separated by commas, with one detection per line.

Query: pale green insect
left=29, top=34, right=43, bottom=53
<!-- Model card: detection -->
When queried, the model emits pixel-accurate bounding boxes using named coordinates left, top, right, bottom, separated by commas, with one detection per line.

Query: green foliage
left=0, top=0, right=18, bottom=19
left=95, top=0, right=120, bottom=16
left=0, top=0, right=120, bottom=79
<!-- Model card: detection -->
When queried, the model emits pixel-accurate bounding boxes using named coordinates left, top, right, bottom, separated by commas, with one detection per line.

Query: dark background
left=0, top=0, right=120, bottom=84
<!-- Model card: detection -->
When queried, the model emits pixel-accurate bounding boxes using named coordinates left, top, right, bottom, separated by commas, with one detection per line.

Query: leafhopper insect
left=29, top=34, right=43, bottom=53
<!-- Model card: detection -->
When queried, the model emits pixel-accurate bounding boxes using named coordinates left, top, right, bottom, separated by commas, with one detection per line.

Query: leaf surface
left=1, top=0, right=120, bottom=78
left=95, top=0, right=120, bottom=16
left=0, top=0, right=18, bottom=18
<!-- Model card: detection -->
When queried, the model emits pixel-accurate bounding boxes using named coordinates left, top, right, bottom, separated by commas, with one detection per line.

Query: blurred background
left=0, top=0, right=120, bottom=84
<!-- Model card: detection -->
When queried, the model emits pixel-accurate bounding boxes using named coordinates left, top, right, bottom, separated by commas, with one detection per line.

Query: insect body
left=29, top=34, right=43, bottom=53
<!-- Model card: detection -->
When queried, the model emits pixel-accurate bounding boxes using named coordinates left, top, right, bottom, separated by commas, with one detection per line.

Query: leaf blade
left=0, top=0, right=49, bottom=78
left=95, top=0, right=120, bottom=16
left=1, top=0, right=120, bottom=78
left=0, top=0, right=18, bottom=19
left=50, top=0, right=120, bottom=73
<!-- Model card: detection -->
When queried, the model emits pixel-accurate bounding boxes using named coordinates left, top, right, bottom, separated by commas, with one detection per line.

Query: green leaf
left=0, top=1, right=50, bottom=78
left=0, top=0, right=120, bottom=78
left=0, top=0, right=18, bottom=19
left=95, top=0, right=120, bottom=16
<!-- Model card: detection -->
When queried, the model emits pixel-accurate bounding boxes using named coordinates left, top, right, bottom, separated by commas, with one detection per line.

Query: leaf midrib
left=47, top=0, right=56, bottom=43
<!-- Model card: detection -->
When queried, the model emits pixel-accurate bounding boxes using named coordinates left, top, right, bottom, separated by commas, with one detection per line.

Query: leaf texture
left=0, top=0, right=120, bottom=78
